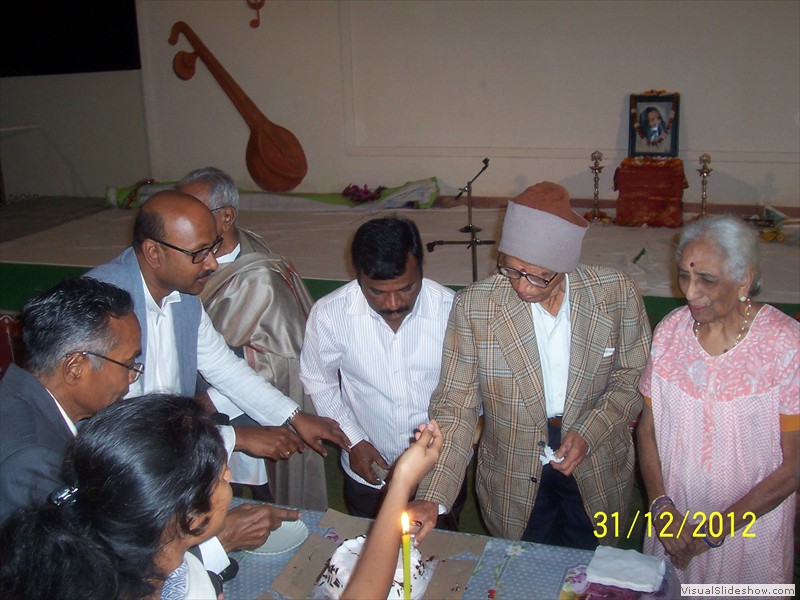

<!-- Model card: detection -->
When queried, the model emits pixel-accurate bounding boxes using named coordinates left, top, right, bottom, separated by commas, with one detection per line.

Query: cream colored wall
left=0, top=71, right=149, bottom=199
left=2, top=1, right=798, bottom=206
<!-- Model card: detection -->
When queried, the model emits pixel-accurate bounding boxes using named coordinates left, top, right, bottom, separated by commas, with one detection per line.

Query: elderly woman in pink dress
left=637, top=214, right=799, bottom=584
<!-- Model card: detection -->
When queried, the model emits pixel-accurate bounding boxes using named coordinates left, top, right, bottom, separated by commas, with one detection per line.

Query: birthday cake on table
left=311, top=535, right=435, bottom=599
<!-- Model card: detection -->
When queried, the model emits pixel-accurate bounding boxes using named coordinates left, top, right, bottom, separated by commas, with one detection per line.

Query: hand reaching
left=289, top=412, right=351, bottom=457
left=234, top=425, right=305, bottom=461
left=349, top=440, right=390, bottom=486
left=217, top=503, right=301, bottom=552
left=393, top=420, right=442, bottom=489
left=395, top=420, right=443, bottom=543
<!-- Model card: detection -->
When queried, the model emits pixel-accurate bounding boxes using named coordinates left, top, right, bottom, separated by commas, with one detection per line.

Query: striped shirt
left=300, top=278, right=454, bottom=488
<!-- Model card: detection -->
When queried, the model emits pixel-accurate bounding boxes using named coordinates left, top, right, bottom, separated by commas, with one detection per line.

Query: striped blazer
left=417, top=265, right=652, bottom=541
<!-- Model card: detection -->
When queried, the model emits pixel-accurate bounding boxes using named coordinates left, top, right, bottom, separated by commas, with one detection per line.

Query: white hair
left=677, top=214, right=762, bottom=296
left=178, top=166, right=239, bottom=210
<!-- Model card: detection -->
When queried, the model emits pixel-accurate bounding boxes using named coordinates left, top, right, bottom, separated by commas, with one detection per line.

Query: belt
left=547, top=414, right=563, bottom=427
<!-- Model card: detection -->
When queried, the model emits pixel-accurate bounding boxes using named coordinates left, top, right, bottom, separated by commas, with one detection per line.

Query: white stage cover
left=0, top=205, right=798, bottom=305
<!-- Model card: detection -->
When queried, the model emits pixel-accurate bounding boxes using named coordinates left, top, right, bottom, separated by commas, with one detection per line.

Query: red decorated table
left=613, top=157, right=688, bottom=228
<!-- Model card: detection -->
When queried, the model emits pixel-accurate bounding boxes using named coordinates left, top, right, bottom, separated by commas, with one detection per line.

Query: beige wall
left=0, top=71, right=149, bottom=199
left=2, top=0, right=798, bottom=207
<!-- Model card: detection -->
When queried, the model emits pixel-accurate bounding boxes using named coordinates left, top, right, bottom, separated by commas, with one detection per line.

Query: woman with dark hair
left=0, top=394, right=231, bottom=600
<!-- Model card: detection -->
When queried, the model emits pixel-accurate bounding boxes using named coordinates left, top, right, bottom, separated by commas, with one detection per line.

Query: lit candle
left=401, top=512, right=411, bottom=600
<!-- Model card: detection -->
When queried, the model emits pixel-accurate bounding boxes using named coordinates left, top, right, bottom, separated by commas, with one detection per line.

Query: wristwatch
left=283, top=407, right=301, bottom=426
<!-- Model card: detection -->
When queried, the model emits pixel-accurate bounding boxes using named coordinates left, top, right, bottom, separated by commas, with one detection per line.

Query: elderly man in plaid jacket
left=410, top=182, right=651, bottom=549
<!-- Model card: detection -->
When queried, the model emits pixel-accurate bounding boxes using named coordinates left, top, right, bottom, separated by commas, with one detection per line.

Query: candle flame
left=401, top=511, right=410, bottom=534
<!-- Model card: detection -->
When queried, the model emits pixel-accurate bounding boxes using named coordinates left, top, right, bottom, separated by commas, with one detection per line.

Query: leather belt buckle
left=547, top=414, right=563, bottom=427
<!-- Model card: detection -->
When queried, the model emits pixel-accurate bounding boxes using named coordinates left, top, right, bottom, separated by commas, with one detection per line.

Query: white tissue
left=538, top=445, right=565, bottom=465
left=586, top=545, right=665, bottom=593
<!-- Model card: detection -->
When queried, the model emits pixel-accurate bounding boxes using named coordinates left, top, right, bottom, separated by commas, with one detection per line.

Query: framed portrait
left=628, top=92, right=680, bottom=157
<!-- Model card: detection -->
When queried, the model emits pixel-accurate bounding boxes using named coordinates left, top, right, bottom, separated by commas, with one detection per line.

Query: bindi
left=689, top=262, right=695, bottom=267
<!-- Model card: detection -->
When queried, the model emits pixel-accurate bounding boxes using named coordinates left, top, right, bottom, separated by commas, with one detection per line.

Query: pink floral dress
left=639, top=305, right=799, bottom=585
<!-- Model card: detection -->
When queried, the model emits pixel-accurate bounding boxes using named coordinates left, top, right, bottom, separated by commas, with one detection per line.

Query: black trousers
left=521, top=424, right=598, bottom=550
left=344, top=473, right=468, bottom=531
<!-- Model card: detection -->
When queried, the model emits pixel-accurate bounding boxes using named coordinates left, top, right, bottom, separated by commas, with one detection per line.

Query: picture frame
left=628, top=92, right=680, bottom=157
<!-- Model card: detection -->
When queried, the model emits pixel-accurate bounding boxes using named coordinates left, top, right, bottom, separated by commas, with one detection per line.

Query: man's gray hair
left=676, top=214, right=762, bottom=296
left=21, top=278, right=135, bottom=375
left=178, top=167, right=239, bottom=210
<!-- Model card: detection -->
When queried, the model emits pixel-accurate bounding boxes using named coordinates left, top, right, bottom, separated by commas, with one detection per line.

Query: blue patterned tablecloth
left=223, top=508, right=596, bottom=599
left=463, top=538, right=592, bottom=599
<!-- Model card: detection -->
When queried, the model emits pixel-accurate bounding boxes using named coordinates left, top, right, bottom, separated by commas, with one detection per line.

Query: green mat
left=106, top=177, right=440, bottom=210
left=1, top=262, right=797, bottom=326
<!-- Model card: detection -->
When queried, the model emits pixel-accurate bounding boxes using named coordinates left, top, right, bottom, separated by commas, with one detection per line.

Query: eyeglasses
left=152, top=236, right=223, bottom=264
left=69, top=351, right=144, bottom=383
left=497, top=264, right=559, bottom=289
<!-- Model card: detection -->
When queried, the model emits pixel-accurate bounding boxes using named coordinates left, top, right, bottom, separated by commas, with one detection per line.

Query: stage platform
left=1, top=205, right=798, bottom=323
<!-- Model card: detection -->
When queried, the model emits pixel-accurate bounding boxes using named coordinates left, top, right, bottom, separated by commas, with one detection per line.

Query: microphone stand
left=426, top=158, right=494, bottom=282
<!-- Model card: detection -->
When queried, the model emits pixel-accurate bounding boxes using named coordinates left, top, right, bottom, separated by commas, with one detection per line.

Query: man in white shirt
left=87, top=190, right=351, bottom=574
left=88, top=191, right=349, bottom=450
left=300, top=217, right=465, bottom=528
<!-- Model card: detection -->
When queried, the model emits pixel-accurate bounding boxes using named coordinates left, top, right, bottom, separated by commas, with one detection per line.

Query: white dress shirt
left=48, top=389, right=78, bottom=437
left=300, top=278, right=454, bottom=488
left=125, top=272, right=299, bottom=572
left=203, top=242, right=268, bottom=486
left=215, top=243, right=240, bottom=265
left=126, top=272, right=298, bottom=426
left=531, top=275, right=571, bottom=418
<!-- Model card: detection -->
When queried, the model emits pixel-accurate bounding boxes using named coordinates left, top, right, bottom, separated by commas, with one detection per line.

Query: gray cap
left=498, top=182, right=588, bottom=272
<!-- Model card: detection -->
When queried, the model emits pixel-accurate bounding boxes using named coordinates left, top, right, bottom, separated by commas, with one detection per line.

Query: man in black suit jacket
left=0, top=278, right=141, bottom=524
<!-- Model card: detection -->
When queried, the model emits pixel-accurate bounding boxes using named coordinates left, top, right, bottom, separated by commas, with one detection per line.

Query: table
left=224, top=507, right=602, bottom=599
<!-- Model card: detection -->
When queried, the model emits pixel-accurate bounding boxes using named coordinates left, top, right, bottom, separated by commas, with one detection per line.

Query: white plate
left=246, top=519, right=309, bottom=556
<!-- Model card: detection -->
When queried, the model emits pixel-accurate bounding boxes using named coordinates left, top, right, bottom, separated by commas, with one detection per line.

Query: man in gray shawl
left=179, top=167, right=326, bottom=510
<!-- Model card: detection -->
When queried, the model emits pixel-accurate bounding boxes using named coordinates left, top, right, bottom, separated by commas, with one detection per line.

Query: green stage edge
left=1, top=262, right=798, bottom=327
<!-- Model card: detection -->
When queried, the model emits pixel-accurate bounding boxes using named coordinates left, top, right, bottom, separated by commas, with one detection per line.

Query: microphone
left=454, top=158, right=490, bottom=201
left=426, top=241, right=437, bottom=252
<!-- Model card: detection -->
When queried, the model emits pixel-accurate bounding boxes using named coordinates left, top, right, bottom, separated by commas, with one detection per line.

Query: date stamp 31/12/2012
left=593, top=510, right=757, bottom=540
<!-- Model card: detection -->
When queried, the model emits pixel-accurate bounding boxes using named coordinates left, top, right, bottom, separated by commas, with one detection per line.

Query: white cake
left=312, top=535, right=434, bottom=600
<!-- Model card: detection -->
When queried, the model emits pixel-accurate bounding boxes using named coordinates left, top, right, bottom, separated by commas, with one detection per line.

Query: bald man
left=87, top=191, right=351, bottom=574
